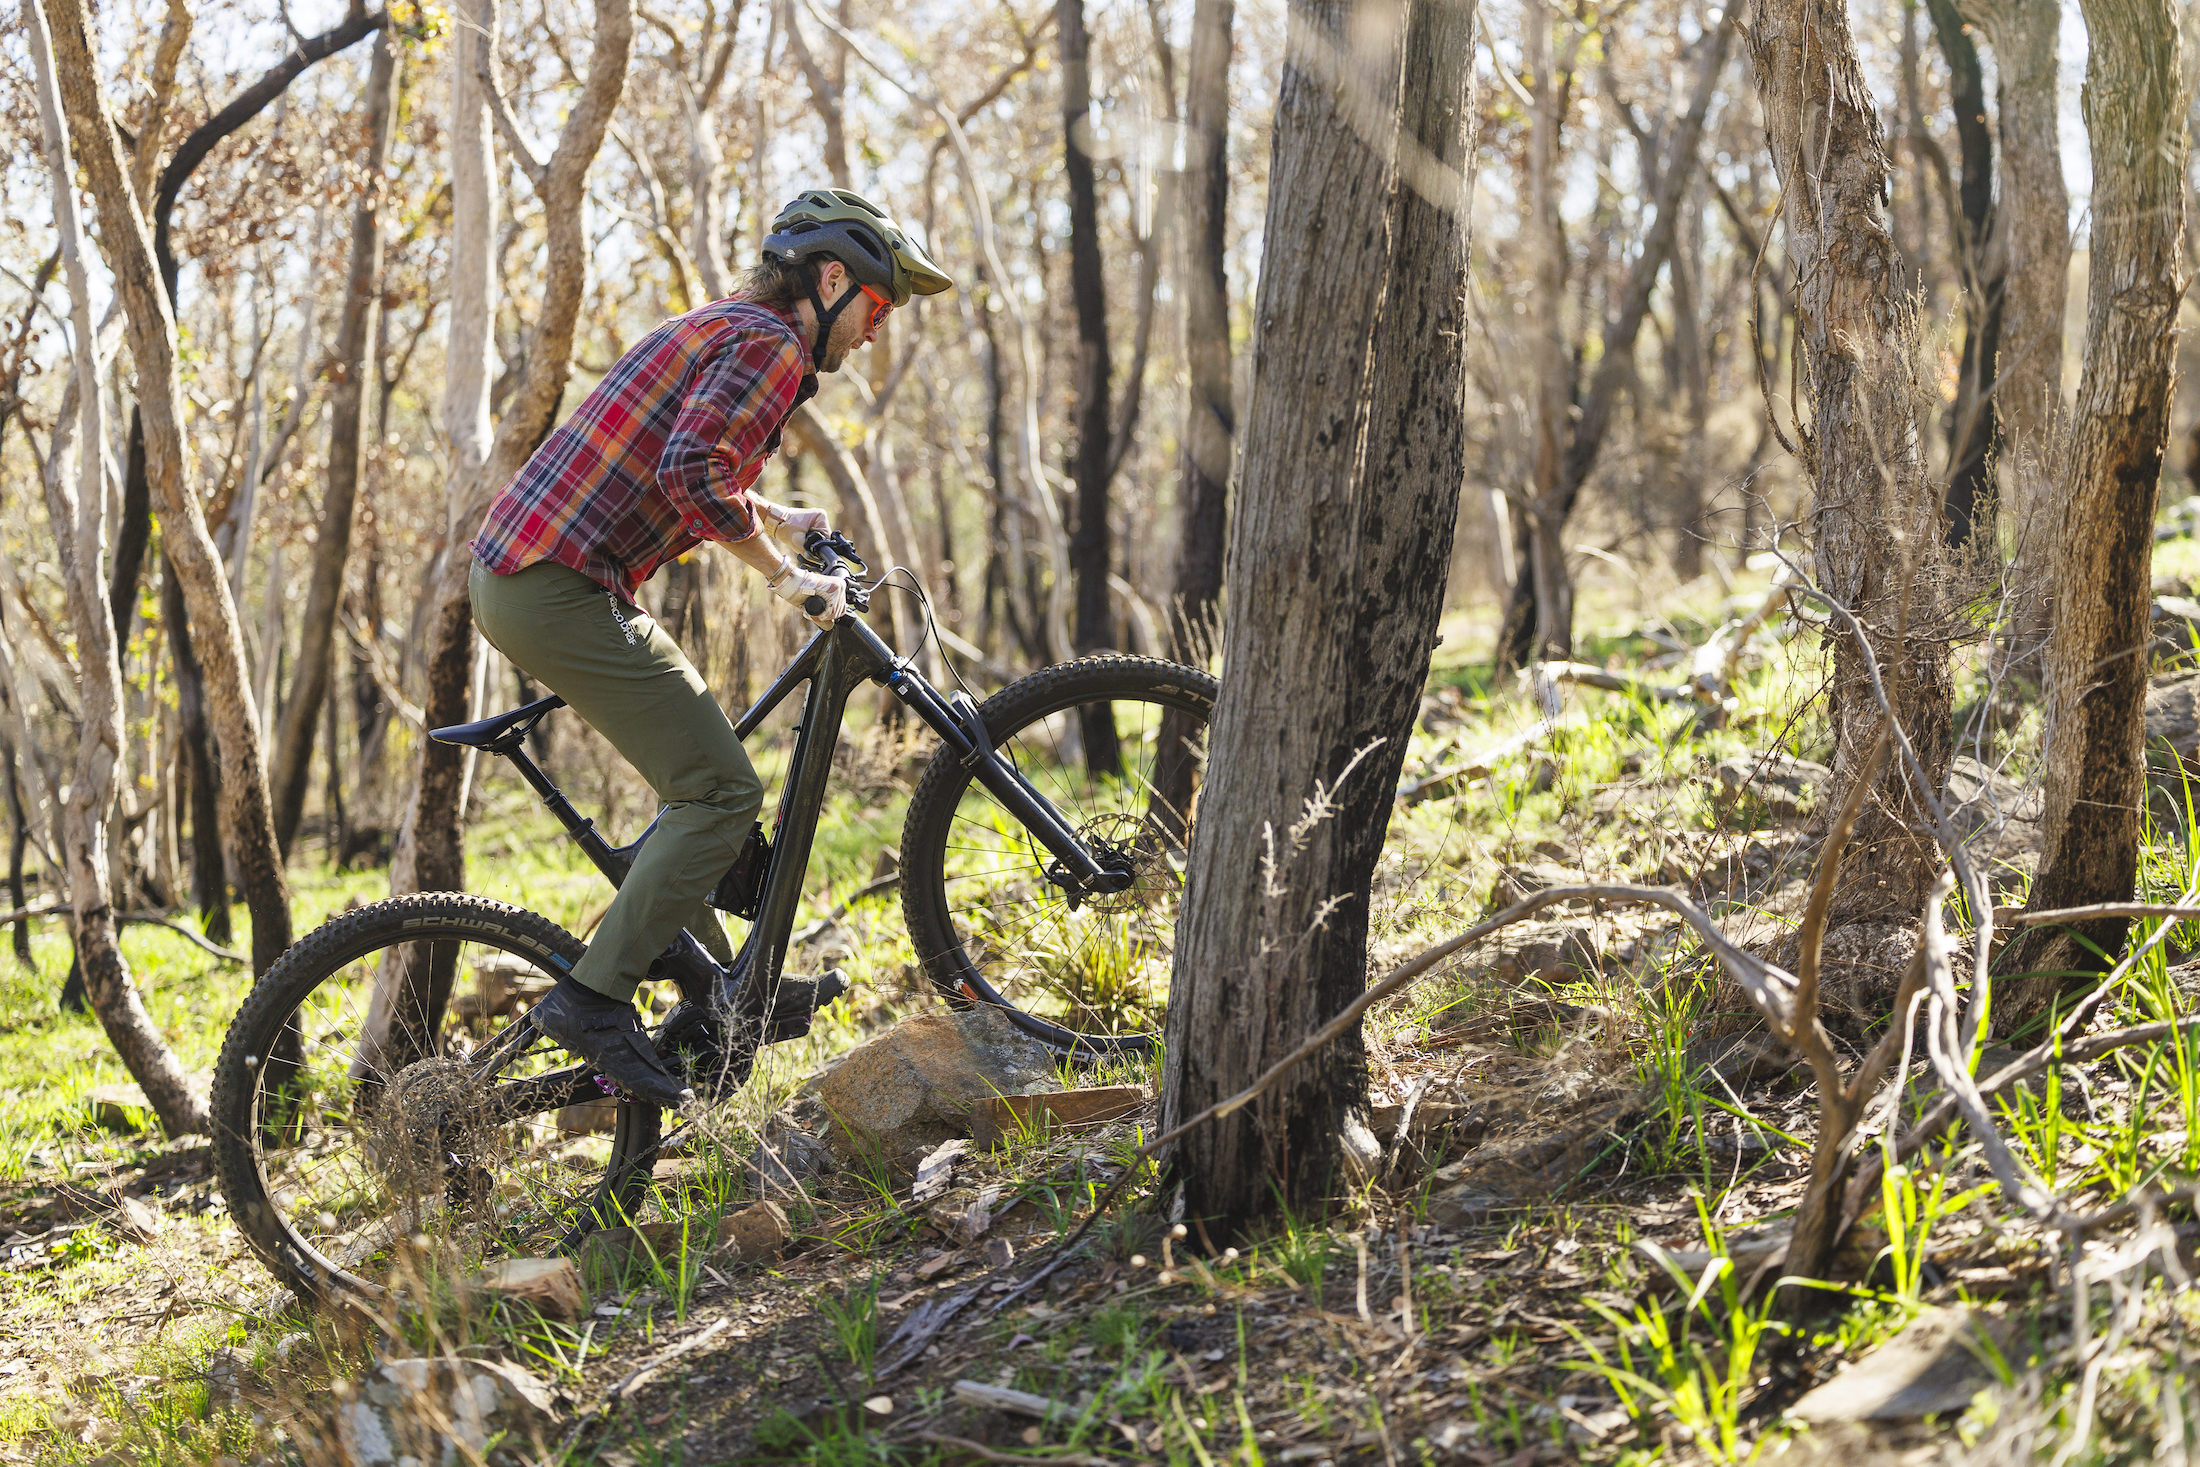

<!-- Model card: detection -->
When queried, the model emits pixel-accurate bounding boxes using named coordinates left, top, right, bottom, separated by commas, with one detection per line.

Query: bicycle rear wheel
left=900, top=655, right=1215, bottom=1056
left=211, top=894, right=660, bottom=1306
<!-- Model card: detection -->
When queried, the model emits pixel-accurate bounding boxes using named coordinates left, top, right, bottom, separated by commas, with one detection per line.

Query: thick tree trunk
left=1497, top=12, right=1732, bottom=669
left=2007, top=0, right=2187, bottom=1014
left=1059, top=0, right=1122, bottom=777
left=1163, top=0, right=1476, bottom=1239
left=45, top=0, right=296, bottom=980
left=1924, top=0, right=2003, bottom=552
left=1748, top=0, right=1953, bottom=929
left=271, top=31, right=399, bottom=855
left=28, top=0, right=208, bottom=1135
left=359, top=0, right=633, bottom=1077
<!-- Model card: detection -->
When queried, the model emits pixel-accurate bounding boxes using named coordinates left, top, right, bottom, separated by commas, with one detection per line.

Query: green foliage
left=1570, top=1211, right=1791, bottom=1464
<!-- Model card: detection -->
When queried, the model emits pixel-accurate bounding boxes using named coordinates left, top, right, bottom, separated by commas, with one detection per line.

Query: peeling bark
left=1746, top=0, right=1953, bottom=926
left=1163, top=0, right=1477, bottom=1238
left=2008, top=0, right=2188, bottom=1013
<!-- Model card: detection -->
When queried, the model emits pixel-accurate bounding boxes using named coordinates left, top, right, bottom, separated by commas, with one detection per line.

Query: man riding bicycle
left=466, top=188, right=953, bottom=1112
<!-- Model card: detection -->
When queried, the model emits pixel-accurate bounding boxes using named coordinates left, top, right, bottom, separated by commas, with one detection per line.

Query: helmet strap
left=800, top=263, right=854, bottom=368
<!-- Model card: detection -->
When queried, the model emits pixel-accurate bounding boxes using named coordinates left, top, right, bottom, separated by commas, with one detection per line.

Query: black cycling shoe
left=529, top=978, right=699, bottom=1113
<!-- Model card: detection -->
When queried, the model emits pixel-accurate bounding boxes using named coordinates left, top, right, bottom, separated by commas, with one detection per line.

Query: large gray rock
left=2150, top=671, right=2200, bottom=773
left=808, top=1008, right=1060, bottom=1175
left=336, top=1356, right=561, bottom=1466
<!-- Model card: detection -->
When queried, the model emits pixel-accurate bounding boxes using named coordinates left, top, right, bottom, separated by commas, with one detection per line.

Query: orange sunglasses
left=857, top=283, right=894, bottom=331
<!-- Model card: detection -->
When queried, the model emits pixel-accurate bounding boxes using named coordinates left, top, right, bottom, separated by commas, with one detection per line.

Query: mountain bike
left=211, top=532, right=1213, bottom=1303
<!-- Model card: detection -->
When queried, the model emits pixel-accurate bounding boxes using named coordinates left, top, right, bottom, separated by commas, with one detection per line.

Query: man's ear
left=817, top=260, right=847, bottom=303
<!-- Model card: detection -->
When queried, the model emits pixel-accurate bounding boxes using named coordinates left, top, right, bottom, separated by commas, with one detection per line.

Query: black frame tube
left=482, top=606, right=1111, bottom=1017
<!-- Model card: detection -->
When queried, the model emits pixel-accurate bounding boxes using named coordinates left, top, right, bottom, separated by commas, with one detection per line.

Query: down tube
left=733, top=631, right=876, bottom=1008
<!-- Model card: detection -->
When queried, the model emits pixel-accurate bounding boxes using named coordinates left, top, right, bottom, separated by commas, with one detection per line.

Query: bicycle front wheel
left=211, top=893, right=661, bottom=1306
left=901, top=654, right=1216, bottom=1057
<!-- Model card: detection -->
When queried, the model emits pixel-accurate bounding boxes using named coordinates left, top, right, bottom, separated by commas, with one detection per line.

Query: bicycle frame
left=483, top=609, right=1119, bottom=1023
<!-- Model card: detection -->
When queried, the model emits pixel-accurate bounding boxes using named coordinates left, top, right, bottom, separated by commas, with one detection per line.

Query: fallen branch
left=611, top=1315, right=729, bottom=1400
left=875, top=1285, right=981, bottom=1378
left=2013, top=902, right=2200, bottom=927
left=990, top=879, right=1811, bottom=1316
left=948, top=1380, right=1075, bottom=1421
left=0, top=902, right=248, bottom=964
left=1393, top=713, right=1580, bottom=805
left=1841, top=1011, right=2200, bottom=1230
left=1528, top=661, right=1697, bottom=705
left=552, top=1314, right=732, bottom=1458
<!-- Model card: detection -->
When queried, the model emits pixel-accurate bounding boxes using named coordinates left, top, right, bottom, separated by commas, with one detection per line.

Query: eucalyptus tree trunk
left=1153, top=0, right=1235, bottom=840
left=1966, top=0, right=2069, bottom=659
left=105, top=5, right=383, bottom=912
left=1059, top=0, right=1123, bottom=777
left=1171, top=0, right=1234, bottom=651
left=28, top=0, right=207, bottom=1135
left=2008, top=0, right=2188, bottom=1015
left=359, top=0, right=634, bottom=1076
left=1747, top=0, right=1953, bottom=932
left=271, top=30, right=399, bottom=855
left=1924, top=0, right=2003, bottom=553
left=44, top=0, right=296, bottom=981
left=1163, top=0, right=1477, bottom=1239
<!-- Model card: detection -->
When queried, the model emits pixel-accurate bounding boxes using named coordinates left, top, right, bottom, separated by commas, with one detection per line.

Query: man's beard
left=819, top=311, right=867, bottom=373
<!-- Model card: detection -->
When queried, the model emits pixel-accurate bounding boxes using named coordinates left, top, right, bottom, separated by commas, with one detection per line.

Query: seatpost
left=497, top=743, right=624, bottom=883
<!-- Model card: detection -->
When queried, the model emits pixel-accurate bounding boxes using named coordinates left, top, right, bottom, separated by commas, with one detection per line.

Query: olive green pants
left=470, top=558, right=761, bottom=1000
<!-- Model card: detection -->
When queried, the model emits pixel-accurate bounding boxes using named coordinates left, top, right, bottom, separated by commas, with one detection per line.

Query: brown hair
left=733, top=256, right=813, bottom=311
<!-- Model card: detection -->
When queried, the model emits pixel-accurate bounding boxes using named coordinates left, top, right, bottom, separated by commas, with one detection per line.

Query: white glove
left=752, top=496, right=831, bottom=541
left=767, top=554, right=847, bottom=627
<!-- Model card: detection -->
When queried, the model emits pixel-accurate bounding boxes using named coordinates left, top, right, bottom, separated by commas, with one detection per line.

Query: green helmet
left=762, top=188, right=954, bottom=308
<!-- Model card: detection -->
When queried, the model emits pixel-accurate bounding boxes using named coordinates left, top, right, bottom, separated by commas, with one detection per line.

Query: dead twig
left=2013, top=902, right=2200, bottom=927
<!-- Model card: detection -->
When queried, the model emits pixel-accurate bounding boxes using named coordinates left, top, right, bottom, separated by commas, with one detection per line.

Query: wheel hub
left=1047, top=812, right=1150, bottom=913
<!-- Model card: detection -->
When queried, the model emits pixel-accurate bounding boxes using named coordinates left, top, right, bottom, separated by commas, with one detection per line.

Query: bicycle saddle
left=429, top=693, right=566, bottom=752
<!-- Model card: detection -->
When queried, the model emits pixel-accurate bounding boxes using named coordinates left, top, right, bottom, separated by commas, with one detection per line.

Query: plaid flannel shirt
left=471, top=299, right=813, bottom=604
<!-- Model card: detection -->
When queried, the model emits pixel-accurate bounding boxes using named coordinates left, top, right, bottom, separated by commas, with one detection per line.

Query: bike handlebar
left=799, top=529, right=871, bottom=617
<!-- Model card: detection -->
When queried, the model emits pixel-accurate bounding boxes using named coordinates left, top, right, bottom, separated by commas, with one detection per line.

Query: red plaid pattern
left=471, top=299, right=812, bottom=603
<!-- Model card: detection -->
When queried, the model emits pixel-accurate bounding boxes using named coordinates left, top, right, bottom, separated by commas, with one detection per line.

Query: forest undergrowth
left=4, top=572, right=2199, bottom=1466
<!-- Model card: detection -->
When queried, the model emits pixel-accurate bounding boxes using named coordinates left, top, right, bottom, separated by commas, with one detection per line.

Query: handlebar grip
left=804, top=595, right=827, bottom=616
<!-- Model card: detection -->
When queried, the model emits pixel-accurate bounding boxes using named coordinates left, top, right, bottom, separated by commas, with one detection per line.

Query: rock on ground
left=1788, top=1307, right=2010, bottom=1422
left=579, top=1201, right=792, bottom=1277
left=967, top=1085, right=1147, bottom=1147
left=475, top=1258, right=589, bottom=1322
left=336, top=1356, right=560, bottom=1466
left=807, top=1007, right=1060, bottom=1175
